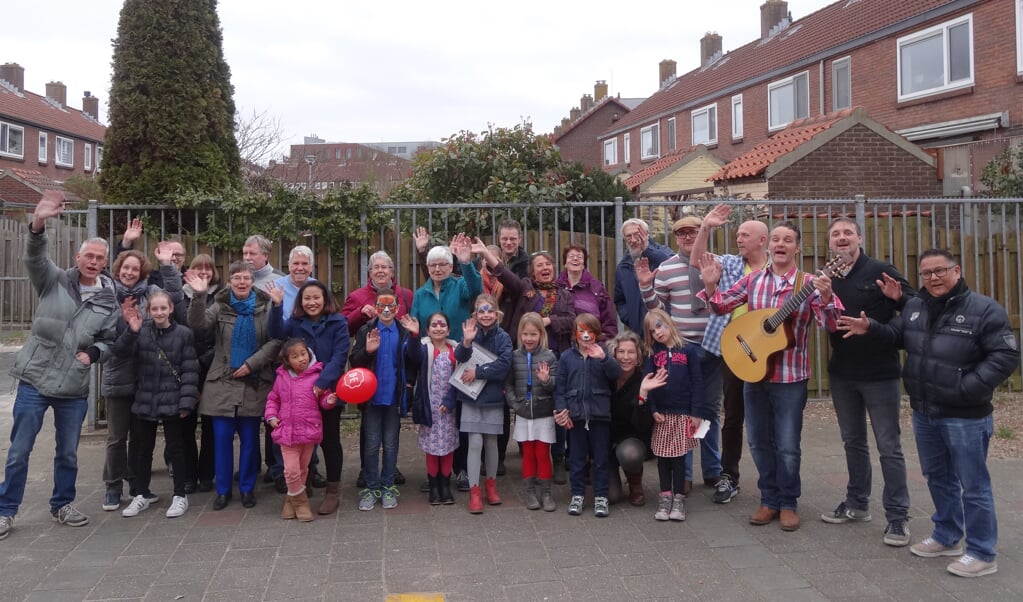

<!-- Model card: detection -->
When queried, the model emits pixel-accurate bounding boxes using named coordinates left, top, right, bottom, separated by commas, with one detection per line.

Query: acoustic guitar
left=720, top=257, right=847, bottom=383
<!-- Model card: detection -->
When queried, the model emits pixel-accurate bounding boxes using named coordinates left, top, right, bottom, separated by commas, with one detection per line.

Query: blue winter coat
left=453, top=324, right=512, bottom=407
left=554, top=344, right=622, bottom=423
left=269, top=306, right=350, bottom=392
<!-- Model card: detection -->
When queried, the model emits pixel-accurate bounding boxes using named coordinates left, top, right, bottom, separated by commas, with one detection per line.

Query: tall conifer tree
left=101, top=0, right=240, bottom=203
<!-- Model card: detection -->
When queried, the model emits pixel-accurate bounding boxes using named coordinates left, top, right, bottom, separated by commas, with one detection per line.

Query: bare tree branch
left=235, top=107, right=287, bottom=167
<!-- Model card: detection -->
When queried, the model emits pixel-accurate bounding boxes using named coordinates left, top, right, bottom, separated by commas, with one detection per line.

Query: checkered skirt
left=650, top=413, right=698, bottom=458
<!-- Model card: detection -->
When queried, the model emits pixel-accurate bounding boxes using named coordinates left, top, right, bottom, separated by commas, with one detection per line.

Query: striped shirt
left=698, top=266, right=843, bottom=383
left=640, top=254, right=709, bottom=343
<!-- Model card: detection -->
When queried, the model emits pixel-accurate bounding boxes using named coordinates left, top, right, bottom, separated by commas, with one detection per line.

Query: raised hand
left=704, top=203, right=732, bottom=229
left=536, top=360, right=550, bottom=384
left=32, top=189, right=66, bottom=230
left=451, top=233, right=472, bottom=264
left=836, top=311, right=871, bottom=339
left=123, top=218, right=143, bottom=246
left=876, top=272, right=903, bottom=302
left=400, top=314, right=419, bottom=336
left=366, top=328, right=381, bottom=354
left=584, top=342, right=605, bottom=360
left=698, top=253, right=722, bottom=290
left=154, top=242, right=174, bottom=266
left=639, top=367, right=668, bottom=398
left=121, top=297, right=142, bottom=332
left=461, top=317, right=477, bottom=346
left=635, top=256, right=656, bottom=288
left=265, top=281, right=284, bottom=306
left=184, top=270, right=209, bottom=294
left=414, top=226, right=431, bottom=254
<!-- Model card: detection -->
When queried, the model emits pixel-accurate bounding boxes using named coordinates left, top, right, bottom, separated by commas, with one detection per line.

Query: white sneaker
left=165, top=496, right=189, bottom=518
left=121, top=494, right=156, bottom=518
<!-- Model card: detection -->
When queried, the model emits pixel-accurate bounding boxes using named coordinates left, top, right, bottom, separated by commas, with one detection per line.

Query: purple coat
left=264, top=362, right=332, bottom=446
left=556, top=269, right=618, bottom=341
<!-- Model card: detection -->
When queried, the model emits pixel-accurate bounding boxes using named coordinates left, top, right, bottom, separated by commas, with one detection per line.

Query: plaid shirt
left=698, top=266, right=843, bottom=383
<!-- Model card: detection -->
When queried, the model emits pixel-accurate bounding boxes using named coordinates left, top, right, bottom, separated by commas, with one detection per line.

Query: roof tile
left=0, top=85, right=106, bottom=142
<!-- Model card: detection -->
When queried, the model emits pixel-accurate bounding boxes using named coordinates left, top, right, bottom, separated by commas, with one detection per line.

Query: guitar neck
left=764, top=275, right=815, bottom=332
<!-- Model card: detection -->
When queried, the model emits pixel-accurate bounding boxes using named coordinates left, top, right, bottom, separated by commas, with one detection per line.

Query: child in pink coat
left=265, top=338, right=338, bottom=521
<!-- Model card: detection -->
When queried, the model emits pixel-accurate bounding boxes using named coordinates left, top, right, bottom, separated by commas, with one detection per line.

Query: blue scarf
left=229, top=292, right=257, bottom=370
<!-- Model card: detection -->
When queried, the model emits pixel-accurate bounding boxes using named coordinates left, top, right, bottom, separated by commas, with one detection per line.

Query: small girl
left=118, top=291, right=199, bottom=519
left=265, top=338, right=338, bottom=522
left=505, top=312, right=558, bottom=511
left=554, top=313, right=622, bottom=518
left=455, top=294, right=513, bottom=514
left=641, top=308, right=708, bottom=523
left=405, top=312, right=460, bottom=505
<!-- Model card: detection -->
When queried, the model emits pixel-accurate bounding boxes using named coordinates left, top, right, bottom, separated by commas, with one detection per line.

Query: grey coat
left=505, top=348, right=558, bottom=419
left=188, top=286, right=281, bottom=417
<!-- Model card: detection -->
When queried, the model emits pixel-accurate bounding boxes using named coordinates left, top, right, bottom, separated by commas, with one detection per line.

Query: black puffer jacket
left=871, top=280, right=1019, bottom=419
left=116, top=319, right=200, bottom=420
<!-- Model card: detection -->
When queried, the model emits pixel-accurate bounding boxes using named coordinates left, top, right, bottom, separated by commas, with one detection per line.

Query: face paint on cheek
left=576, top=327, right=595, bottom=343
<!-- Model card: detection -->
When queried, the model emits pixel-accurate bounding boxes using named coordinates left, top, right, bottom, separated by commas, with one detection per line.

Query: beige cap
left=672, top=215, right=702, bottom=233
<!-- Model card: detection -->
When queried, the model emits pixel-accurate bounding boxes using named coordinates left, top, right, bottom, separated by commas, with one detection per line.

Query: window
left=667, top=117, right=677, bottom=152
left=640, top=124, right=660, bottom=160
left=335, top=148, right=341, bottom=160
left=731, top=95, right=744, bottom=139
left=38, top=132, right=47, bottom=163
left=833, top=57, right=852, bottom=110
left=96, top=145, right=103, bottom=171
left=897, top=14, right=973, bottom=101
left=623, top=133, right=631, bottom=163
left=691, top=104, right=717, bottom=146
left=768, top=71, right=809, bottom=130
left=84, top=143, right=92, bottom=171
left=0, top=121, right=25, bottom=158
left=56, top=136, right=74, bottom=167
left=603, top=139, right=617, bottom=165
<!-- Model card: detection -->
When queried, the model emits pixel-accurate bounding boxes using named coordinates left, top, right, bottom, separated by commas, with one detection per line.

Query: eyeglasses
left=565, top=253, right=585, bottom=261
left=427, top=262, right=452, bottom=270
left=429, top=320, right=448, bottom=328
left=170, top=253, right=186, bottom=259
left=920, top=266, right=956, bottom=279
left=80, top=253, right=106, bottom=262
left=623, top=232, right=645, bottom=241
left=230, top=274, right=253, bottom=282
left=674, top=230, right=698, bottom=239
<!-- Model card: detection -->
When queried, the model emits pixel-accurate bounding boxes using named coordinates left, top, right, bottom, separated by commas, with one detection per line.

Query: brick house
left=267, top=139, right=412, bottom=197
left=0, top=63, right=105, bottom=189
left=552, top=81, right=644, bottom=172
left=600, top=0, right=1023, bottom=197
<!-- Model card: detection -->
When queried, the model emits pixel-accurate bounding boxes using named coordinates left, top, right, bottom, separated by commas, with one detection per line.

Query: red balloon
left=336, top=367, right=378, bottom=404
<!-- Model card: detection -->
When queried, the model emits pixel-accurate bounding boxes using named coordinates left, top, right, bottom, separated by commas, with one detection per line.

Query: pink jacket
left=264, top=362, right=332, bottom=446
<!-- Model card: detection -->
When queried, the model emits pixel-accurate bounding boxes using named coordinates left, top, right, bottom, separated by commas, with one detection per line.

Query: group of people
left=0, top=192, right=1016, bottom=580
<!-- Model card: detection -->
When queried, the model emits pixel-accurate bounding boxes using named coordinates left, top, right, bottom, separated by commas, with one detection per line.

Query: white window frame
left=0, top=121, right=25, bottom=159
left=603, top=138, right=617, bottom=166
left=731, top=95, right=743, bottom=140
left=84, top=143, right=92, bottom=171
left=691, top=103, right=718, bottom=146
left=640, top=124, right=660, bottom=160
left=623, top=133, right=631, bottom=163
left=56, top=136, right=74, bottom=168
left=667, top=117, right=677, bottom=152
left=38, top=132, right=48, bottom=163
left=768, top=71, right=810, bottom=131
left=1016, top=0, right=1023, bottom=75
left=832, top=56, right=852, bottom=110
left=897, top=14, right=974, bottom=101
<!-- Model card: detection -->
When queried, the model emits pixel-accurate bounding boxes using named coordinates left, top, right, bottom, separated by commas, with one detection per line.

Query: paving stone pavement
left=1, top=359, right=1021, bottom=600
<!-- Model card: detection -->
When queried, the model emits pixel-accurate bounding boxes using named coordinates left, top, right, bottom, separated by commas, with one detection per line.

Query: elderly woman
left=274, top=245, right=316, bottom=317
left=557, top=244, right=617, bottom=341
left=343, top=250, right=414, bottom=337
left=186, top=261, right=281, bottom=511
left=607, top=332, right=655, bottom=506
left=410, top=234, right=481, bottom=341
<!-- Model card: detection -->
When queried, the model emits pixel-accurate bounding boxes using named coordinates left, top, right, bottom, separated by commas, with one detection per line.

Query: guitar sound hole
left=763, top=320, right=776, bottom=334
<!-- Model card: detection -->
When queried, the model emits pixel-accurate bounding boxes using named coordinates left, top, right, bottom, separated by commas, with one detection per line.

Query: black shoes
left=310, top=470, right=328, bottom=489
left=241, top=491, right=257, bottom=508
left=182, top=481, right=197, bottom=495
left=198, top=480, right=213, bottom=493
left=274, top=477, right=288, bottom=494
left=213, top=493, right=232, bottom=511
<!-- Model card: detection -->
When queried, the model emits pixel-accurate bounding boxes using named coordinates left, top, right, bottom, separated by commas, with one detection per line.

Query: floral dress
left=418, top=349, right=459, bottom=455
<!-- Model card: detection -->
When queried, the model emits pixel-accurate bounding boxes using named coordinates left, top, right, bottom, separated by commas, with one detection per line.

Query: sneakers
left=910, top=536, right=964, bottom=558
left=165, top=496, right=189, bottom=518
left=883, top=520, right=910, bottom=547
left=820, top=501, right=872, bottom=524
left=358, top=489, right=380, bottom=511
left=593, top=496, right=609, bottom=518
left=712, top=475, right=739, bottom=504
left=52, top=503, right=90, bottom=527
left=121, top=494, right=158, bottom=518
left=381, top=486, right=399, bottom=509
left=102, top=489, right=122, bottom=512
left=654, top=493, right=672, bottom=521
left=455, top=470, right=470, bottom=492
left=947, top=554, right=998, bottom=578
left=0, top=515, right=12, bottom=540
left=669, top=494, right=686, bottom=521
left=567, top=495, right=584, bottom=516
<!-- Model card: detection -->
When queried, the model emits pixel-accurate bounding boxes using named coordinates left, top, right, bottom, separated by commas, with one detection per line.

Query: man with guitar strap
left=822, top=218, right=914, bottom=547
left=697, top=221, right=843, bottom=532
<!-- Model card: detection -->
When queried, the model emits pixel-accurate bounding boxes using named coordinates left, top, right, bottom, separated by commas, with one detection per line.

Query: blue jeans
left=913, top=411, right=997, bottom=562
left=211, top=414, right=262, bottom=496
left=0, top=383, right=88, bottom=515
left=743, top=380, right=808, bottom=511
left=361, top=403, right=400, bottom=490
left=830, top=377, right=909, bottom=522
left=685, top=349, right=723, bottom=483
left=567, top=420, right=610, bottom=497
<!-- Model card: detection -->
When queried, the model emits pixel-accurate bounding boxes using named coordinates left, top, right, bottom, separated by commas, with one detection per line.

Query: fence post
left=87, top=199, right=100, bottom=430
left=614, top=196, right=624, bottom=264
left=87, top=199, right=99, bottom=239
left=854, top=194, right=866, bottom=240
left=358, top=209, right=368, bottom=285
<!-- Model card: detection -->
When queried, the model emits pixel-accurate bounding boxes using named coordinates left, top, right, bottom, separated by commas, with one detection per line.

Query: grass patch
left=996, top=426, right=1015, bottom=440
left=0, top=330, right=29, bottom=346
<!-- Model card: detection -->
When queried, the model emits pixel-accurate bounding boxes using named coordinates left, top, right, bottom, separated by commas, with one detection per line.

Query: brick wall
left=0, top=120, right=101, bottom=181
left=557, top=102, right=628, bottom=170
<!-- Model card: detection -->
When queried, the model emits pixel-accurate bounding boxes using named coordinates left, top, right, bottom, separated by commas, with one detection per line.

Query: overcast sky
left=8, top=0, right=833, bottom=155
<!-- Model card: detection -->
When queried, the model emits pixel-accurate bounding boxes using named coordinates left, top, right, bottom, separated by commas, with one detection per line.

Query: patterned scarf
left=229, top=292, right=257, bottom=370
left=533, top=280, right=558, bottom=317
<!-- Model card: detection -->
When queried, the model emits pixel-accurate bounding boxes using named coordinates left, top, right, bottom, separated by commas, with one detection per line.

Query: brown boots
left=318, top=482, right=340, bottom=515
left=625, top=473, right=646, bottom=506
left=282, top=490, right=315, bottom=522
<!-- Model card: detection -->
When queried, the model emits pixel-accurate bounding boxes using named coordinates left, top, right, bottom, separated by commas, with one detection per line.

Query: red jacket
left=341, top=280, right=413, bottom=336
left=264, top=362, right=332, bottom=446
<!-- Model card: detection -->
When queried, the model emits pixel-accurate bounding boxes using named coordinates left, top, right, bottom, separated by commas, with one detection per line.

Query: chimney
left=0, top=62, right=25, bottom=91
left=761, top=0, right=789, bottom=39
left=580, top=94, right=594, bottom=112
left=594, top=80, right=608, bottom=102
left=82, top=91, right=99, bottom=120
left=659, top=59, right=677, bottom=87
left=45, top=81, right=67, bottom=106
left=701, top=32, right=723, bottom=67
left=569, top=107, right=582, bottom=121
left=561, top=117, right=571, bottom=128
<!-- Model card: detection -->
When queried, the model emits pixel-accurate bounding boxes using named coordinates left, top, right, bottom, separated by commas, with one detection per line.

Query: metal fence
left=2, top=195, right=1021, bottom=423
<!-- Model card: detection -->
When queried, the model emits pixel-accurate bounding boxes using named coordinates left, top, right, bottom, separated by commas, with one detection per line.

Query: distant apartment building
left=268, top=137, right=413, bottom=197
